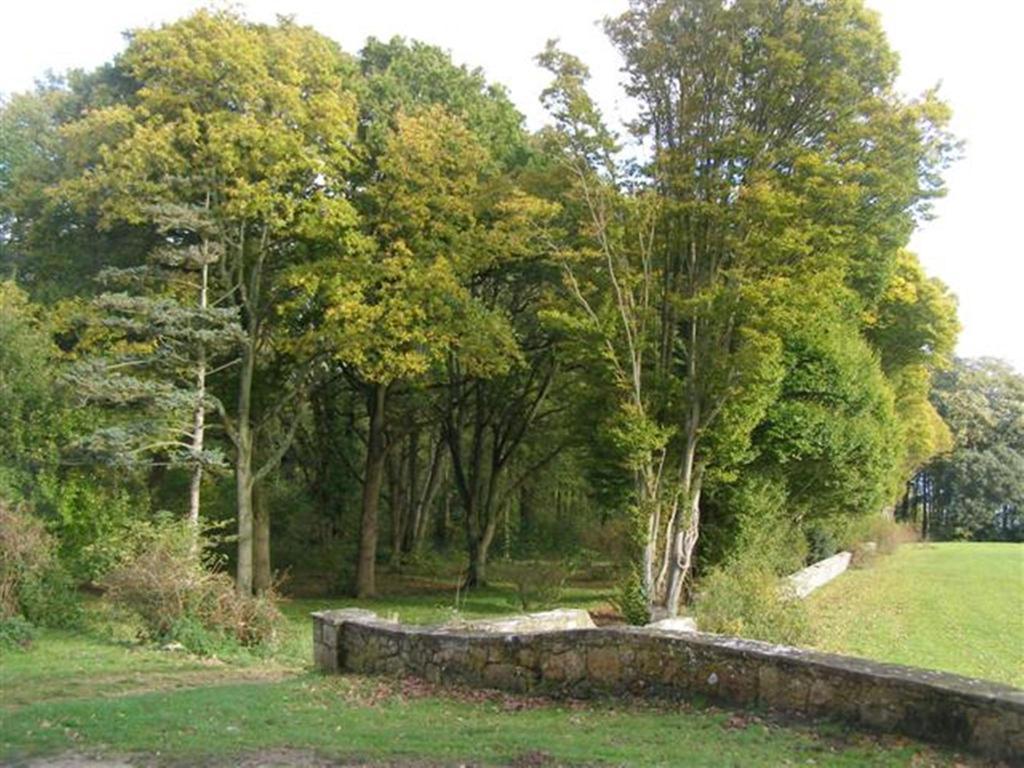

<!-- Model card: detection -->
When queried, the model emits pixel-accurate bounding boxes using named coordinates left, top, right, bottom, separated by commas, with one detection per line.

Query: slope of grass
left=806, top=542, right=1024, bottom=687
left=0, top=579, right=980, bottom=766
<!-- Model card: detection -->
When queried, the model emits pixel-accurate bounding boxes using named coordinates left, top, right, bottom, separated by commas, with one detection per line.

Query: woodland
left=1, top=0, right=1019, bottom=652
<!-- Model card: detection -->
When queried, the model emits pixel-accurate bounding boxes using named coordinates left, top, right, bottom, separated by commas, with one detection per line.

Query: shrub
left=492, top=560, right=569, bottom=611
left=0, top=614, right=37, bottom=650
left=0, top=500, right=81, bottom=628
left=870, top=518, right=920, bottom=555
left=694, top=558, right=809, bottom=645
left=845, top=516, right=920, bottom=562
left=101, top=515, right=281, bottom=653
left=614, top=568, right=651, bottom=626
left=805, top=524, right=838, bottom=564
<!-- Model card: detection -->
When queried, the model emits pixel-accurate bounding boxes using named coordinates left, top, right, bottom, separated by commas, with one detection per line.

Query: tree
left=284, top=37, right=553, bottom=596
left=0, top=281, right=139, bottom=579
left=64, top=204, right=244, bottom=528
left=903, top=358, right=1024, bottom=540
left=442, top=258, right=564, bottom=586
left=543, top=0, right=955, bottom=618
left=0, top=282, right=65, bottom=502
left=49, top=10, right=361, bottom=594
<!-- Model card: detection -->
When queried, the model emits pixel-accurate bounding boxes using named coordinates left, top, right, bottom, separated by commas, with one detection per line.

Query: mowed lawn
left=0, top=582, right=982, bottom=767
left=806, top=542, right=1024, bottom=687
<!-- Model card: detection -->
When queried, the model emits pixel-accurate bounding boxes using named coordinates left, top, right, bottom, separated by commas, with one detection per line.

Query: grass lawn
left=806, top=542, right=1024, bottom=687
left=0, top=579, right=981, bottom=766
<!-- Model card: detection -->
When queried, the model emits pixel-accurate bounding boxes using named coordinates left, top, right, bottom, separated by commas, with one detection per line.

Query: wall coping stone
left=785, top=551, right=853, bottom=598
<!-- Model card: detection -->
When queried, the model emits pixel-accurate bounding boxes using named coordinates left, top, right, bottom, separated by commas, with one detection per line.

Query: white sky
left=2, top=1, right=1020, bottom=371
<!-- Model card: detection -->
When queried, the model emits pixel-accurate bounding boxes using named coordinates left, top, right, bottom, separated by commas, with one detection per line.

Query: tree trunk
left=664, top=476, right=702, bottom=616
left=235, top=445, right=254, bottom=597
left=187, top=259, right=209, bottom=531
left=253, top=484, right=271, bottom=595
left=355, top=382, right=387, bottom=598
left=437, top=490, right=451, bottom=547
left=410, top=437, right=445, bottom=554
left=468, top=538, right=487, bottom=586
left=386, top=449, right=405, bottom=570
left=235, top=343, right=256, bottom=596
left=922, top=473, right=931, bottom=540
left=518, top=482, right=535, bottom=547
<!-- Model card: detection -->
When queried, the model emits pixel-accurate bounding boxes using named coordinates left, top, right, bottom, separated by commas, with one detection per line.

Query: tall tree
left=903, top=358, right=1024, bottom=540
left=51, top=10, right=362, bottom=594
left=286, top=38, right=551, bottom=597
left=64, top=204, right=243, bottom=528
left=543, top=0, right=955, bottom=618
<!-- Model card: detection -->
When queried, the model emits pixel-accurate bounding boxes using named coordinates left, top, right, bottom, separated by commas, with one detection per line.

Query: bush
left=614, top=568, right=651, bottom=626
left=805, top=524, right=837, bottom=563
left=870, top=518, right=920, bottom=555
left=694, top=558, right=809, bottom=645
left=0, top=614, right=37, bottom=650
left=0, top=500, right=81, bottom=628
left=492, top=560, right=569, bottom=611
left=101, top=515, right=281, bottom=653
left=845, top=516, right=920, bottom=564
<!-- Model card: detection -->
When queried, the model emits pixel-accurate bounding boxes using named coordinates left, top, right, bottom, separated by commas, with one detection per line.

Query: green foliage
left=359, top=36, right=529, bottom=169
left=16, top=565, right=83, bottom=630
left=41, top=472, right=141, bottom=582
left=694, top=557, right=809, bottom=645
left=0, top=282, right=143, bottom=581
left=0, top=614, right=37, bottom=651
left=615, top=568, right=651, bottom=627
left=101, top=515, right=281, bottom=651
left=866, top=251, right=959, bottom=375
left=0, top=282, right=66, bottom=503
left=163, top=616, right=241, bottom=658
left=909, top=358, right=1024, bottom=540
left=0, top=500, right=82, bottom=629
left=755, top=324, right=900, bottom=524
left=491, top=560, right=569, bottom=612
left=805, top=525, right=838, bottom=564
left=64, top=216, right=245, bottom=472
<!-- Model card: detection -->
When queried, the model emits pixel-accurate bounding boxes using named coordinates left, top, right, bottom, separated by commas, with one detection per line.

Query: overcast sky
left=2, top=1, right=1020, bottom=371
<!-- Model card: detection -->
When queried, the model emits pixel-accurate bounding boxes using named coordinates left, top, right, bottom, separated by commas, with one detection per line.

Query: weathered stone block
left=541, top=651, right=585, bottom=684
left=586, top=645, right=623, bottom=685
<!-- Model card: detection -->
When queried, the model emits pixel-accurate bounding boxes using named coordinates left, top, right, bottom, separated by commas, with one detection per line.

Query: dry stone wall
left=313, top=609, right=1024, bottom=761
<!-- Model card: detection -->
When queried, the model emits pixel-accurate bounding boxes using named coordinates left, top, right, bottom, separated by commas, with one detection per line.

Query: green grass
left=806, top=542, right=1024, bottom=687
left=0, top=580, right=978, bottom=766
left=0, top=644, right=968, bottom=766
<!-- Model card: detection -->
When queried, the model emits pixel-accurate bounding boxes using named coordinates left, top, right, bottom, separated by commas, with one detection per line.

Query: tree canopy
left=0, top=2, right=970, bottom=617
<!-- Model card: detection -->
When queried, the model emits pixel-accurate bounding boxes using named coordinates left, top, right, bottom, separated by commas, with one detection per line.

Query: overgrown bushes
left=692, top=503, right=809, bottom=644
left=0, top=500, right=82, bottom=643
left=492, top=560, right=569, bottom=611
left=693, top=557, right=809, bottom=644
left=866, top=518, right=920, bottom=555
left=101, top=515, right=281, bottom=654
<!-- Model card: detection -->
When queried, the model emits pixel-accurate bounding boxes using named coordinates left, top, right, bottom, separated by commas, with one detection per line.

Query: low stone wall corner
left=311, top=608, right=1024, bottom=761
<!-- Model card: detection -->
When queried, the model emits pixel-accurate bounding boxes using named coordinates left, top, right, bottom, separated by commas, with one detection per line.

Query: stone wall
left=785, top=551, right=853, bottom=598
left=313, top=609, right=1024, bottom=761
